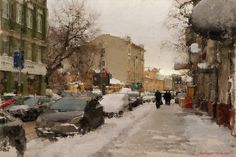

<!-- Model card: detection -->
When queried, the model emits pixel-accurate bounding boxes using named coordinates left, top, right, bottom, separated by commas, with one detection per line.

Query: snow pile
left=110, top=78, right=124, bottom=85
left=100, top=93, right=128, bottom=113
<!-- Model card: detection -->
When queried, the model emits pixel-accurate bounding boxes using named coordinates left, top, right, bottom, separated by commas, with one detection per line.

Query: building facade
left=0, top=0, right=47, bottom=95
left=92, top=34, right=145, bottom=85
left=143, top=68, right=164, bottom=92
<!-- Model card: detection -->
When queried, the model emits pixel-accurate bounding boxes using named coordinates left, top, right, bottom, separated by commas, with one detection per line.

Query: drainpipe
left=231, top=43, right=236, bottom=136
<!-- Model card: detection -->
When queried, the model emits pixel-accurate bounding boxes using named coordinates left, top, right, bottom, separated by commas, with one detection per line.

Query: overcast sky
left=48, top=0, right=179, bottom=75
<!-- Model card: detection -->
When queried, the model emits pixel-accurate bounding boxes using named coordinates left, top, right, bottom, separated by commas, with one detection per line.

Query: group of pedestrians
left=154, top=90, right=172, bottom=109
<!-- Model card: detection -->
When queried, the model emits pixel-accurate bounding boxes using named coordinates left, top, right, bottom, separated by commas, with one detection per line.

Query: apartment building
left=92, top=34, right=145, bottom=85
left=0, top=0, right=48, bottom=95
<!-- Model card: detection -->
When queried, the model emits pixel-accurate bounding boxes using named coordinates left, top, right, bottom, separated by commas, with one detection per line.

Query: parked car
left=127, top=91, right=143, bottom=110
left=0, top=111, right=26, bottom=157
left=35, top=97, right=104, bottom=138
left=5, top=96, right=54, bottom=122
left=58, top=91, right=79, bottom=97
left=0, top=97, right=16, bottom=109
left=79, top=91, right=103, bottom=101
left=142, top=92, right=155, bottom=103
left=0, top=93, right=17, bottom=109
left=100, top=93, right=129, bottom=118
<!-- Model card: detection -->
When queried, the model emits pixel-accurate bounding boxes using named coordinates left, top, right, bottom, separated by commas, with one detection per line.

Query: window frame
left=16, top=3, right=23, bottom=24
left=37, top=12, right=43, bottom=33
left=2, top=0, right=10, bottom=19
left=26, top=9, right=33, bottom=29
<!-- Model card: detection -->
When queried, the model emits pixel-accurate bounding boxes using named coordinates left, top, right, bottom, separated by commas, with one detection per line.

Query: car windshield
left=50, top=98, right=87, bottom=112
left=15, top=96, right=31, bottom=105
left=23, top=97, right=39, bottom=106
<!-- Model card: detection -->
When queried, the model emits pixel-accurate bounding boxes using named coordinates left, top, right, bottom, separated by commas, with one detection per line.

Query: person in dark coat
left=164, top=91, right=171, bottom=105
left=155, top=90, right=162, bottom=109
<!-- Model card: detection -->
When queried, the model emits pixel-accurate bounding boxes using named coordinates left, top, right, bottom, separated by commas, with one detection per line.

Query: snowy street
left=1, top=103, right=236, bottom=157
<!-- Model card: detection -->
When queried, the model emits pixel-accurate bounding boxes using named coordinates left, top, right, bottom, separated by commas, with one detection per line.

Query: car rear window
left=50, top=98, right=87, bottom=111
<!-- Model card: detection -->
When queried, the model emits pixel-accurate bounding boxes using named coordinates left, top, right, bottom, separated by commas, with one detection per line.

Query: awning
left=191, top=0, right=236, bottom=40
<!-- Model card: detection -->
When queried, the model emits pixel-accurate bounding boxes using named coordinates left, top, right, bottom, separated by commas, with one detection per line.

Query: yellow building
left=143, top=68, right=164, bottom=92
left=91, top=34, right=145, bottom=85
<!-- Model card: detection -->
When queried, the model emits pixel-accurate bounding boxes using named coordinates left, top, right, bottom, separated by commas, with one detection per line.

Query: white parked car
left=100, top=93, right=129, bottom=118
left=142, top=92, right=155, bottom=103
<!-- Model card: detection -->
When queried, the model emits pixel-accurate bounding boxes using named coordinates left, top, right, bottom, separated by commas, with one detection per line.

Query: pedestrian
left=164, top=91, right=171, bottom=105
left=155, top=90, right=162, bottom=109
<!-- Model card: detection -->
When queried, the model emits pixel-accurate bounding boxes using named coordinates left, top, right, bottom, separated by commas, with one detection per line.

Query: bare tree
left=68, top=43, right=103, bottom=81
left=161, top=0, right=198, bottom=58
left=46, top=0, right=99, bottom=83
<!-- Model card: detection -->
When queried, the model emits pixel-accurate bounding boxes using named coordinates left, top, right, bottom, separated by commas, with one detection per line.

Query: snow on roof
left=110, top=78, right=124, bottom=85
left=94, top=69, right=100, bottom=73
left=3, top=93, right=16, bottom=97
left=100, top=93, right=128, bottom=113
left=191, top=0, right=236, bottom=40
left=197, top=63, right=208, bottom=69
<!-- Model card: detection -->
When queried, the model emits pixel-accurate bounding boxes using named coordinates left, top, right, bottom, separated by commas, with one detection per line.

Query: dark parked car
left=0, top=111, right=26, bottom=157
left=5, top=96, right=53, bottom=122
left=127, top=92, right=143, bottom=110
left=35, top=97, right=104, bottom=138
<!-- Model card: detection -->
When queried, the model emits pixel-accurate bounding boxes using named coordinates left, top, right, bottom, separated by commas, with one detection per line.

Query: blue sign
left=13, top=50, right=24, bottom=69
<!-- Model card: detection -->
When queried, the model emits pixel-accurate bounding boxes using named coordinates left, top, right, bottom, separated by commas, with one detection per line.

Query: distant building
left=143, top=68, right=164, bottom=92
left=91, top=34, right=145, bottom=85
left=0, top=0, right=48, bottom=95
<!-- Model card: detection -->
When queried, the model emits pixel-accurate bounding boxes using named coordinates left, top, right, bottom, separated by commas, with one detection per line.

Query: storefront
left=0, top=55, right=46, bottom=95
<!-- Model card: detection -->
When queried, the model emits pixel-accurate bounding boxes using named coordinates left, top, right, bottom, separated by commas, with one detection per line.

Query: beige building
left=92, top=34, right=145, bottom=85
left=143, top=68, right=164, bottom=92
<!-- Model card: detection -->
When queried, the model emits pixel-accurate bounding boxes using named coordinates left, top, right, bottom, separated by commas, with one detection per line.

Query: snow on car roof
left=100, top=93, right=128, bottom=113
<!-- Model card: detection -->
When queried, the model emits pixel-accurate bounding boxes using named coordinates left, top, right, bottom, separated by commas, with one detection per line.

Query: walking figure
left=163, top=91, right=171, bottom=105
left=155, top=90, right=162, bottom=109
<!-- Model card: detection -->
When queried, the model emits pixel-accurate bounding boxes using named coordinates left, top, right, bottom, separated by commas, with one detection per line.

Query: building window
left=1, top=36, right=9, bottom=55
left=2, top=0, right=9, bottom=19
left=36, top=47, right=41, bottom=63
left=37, top=13, right=43, bottom=33
left=16, top=3, right=22, bottom=24
left=27, top=9, right=33, bottom=29
left=27, top=43, right=32, bottom=60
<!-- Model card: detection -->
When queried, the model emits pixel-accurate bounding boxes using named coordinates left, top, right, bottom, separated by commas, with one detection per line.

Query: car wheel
left=128, top=104, right=133, bottom=111
left=79, top=121, right=90, bottom=135
left=118, top=111, right=123, bottom=116
left=107, top=112, right=114, bottom=118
